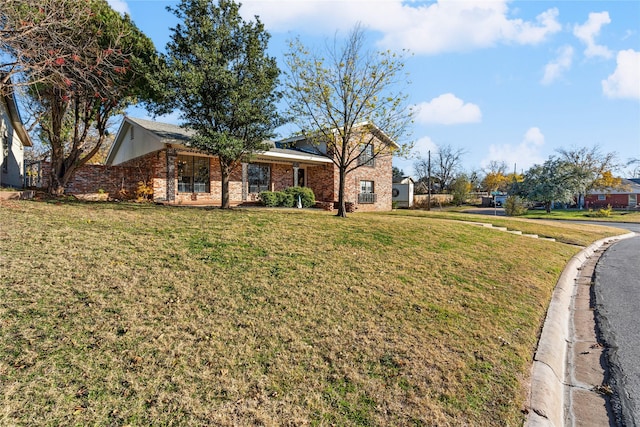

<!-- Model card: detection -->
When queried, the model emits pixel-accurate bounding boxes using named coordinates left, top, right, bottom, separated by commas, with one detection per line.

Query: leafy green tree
left=556, top=145, right=619, bottom=208
left=158, top=0, right=282, bottom=209
left=450, top=174, right=471, bottom=206
left=519, top=158, right=575, bottom=213
left=284, top=23, right=413, bottom=217
left=24, top=0, right=161, bottom=194
left=392, top=166, right=405, bottom=181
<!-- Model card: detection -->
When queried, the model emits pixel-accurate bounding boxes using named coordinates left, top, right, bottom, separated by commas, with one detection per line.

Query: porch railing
left=358, top=192, right=377, bottom=204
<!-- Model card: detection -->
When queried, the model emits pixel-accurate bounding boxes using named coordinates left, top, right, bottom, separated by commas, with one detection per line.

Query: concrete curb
left=525, top=231, right=636, bottom=427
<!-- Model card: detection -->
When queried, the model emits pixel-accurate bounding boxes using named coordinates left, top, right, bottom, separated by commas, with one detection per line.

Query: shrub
left=285, top=186, right=315, bottom=208
left=260, top=188, right=316, bottom=208
left=259, top=191, right=279, bottom=207
left=595, top=204, right=612, bottom=217
left=135, top=181, right=154, bottom=202
left=504, top=196, right=528, bottom=216
left=277, top=191, right=295, bottom=208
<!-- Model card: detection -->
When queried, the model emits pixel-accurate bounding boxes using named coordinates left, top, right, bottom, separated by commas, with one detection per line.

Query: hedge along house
left=106, top=117, right=396, bottom=210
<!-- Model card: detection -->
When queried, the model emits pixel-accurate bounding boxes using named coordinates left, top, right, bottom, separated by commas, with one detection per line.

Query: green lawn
left=0, top=200, right=623, bottom=425
left=519, top=208, right=640, bottom=223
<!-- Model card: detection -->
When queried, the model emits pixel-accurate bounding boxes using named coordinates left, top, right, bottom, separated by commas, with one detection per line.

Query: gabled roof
left=1, top=83, right=32, bottom=147
left=278, top=121, right=400, bottom=149
left=126, top=116, right=194, bottom=143
left=107, top=116, right=333, bottom=166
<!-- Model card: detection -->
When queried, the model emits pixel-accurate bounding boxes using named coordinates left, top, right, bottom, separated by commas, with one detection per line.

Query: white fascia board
left=255, top=150, right=333, bottom=165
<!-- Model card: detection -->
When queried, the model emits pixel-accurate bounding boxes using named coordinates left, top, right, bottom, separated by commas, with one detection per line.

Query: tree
left=556, top=145, right=619, bottom=209
left=433, top=144, right=465, bottom=192
left=13, top=0, right=161, bottom=194
left=284, top=23, right=413, bottom=217
left=413, top=144, right=465, bottom=193
left=392, top=166, right=405, bottom=181
left=158, top=0, right=282, bottom=209
left=450, top=173, right=471, bottom=206
left=1, top=0, right=93, bottom=95
left=481, top=161, right=508, bottom=193
left=519, top=158, right=575, bottom=213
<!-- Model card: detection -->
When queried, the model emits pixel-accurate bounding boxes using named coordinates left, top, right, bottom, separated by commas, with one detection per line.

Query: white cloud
left=411, top=135, right=438, bottom=159
left=481, top=127, right=545, bottom=171
left=242, top=1, right=561, bottom=54
left=107, top=0, right=129, bottom=14
left=415, top=94, right=481, bottom=125
left=573, top=12, right=612, bottom=59
left=602, top=49, right=640, bottom=99
left=542, top=45, right=574, bottom=85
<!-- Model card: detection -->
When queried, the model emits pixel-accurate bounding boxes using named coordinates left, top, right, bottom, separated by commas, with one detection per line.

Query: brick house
left=105, top=117, right=397, bottom=211
left=585, top=179, right=640, bottom=209
left=1, top=84, right=33, bottom=188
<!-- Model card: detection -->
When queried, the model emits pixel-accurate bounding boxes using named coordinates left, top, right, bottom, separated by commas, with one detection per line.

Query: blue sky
left=109, top=0, right=640, bottom=177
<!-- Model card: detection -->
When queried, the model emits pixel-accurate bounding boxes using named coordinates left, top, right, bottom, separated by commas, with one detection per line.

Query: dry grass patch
left=0, top=200, right=609, bottom=425
left=385, top=209, right=623, bottom=246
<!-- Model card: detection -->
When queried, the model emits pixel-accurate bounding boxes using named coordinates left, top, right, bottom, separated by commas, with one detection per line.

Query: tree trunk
left=336, top=166, right=347, bottom=217
left=220, top=158, right=231, bottom=209
left=545, top=201, right=551, bottom=213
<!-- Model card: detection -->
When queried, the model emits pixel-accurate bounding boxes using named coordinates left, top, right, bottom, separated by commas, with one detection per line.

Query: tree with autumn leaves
left=1, top=0, right=162, bottom=194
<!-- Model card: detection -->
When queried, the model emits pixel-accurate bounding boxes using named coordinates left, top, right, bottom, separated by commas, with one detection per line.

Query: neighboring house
left=105, top=117, right=396, bottom=211
left=1, top=85, right=33, bottom=188
left=585, top=179, right=640, bottom=209
left=392, top=176, right=414, bottom=208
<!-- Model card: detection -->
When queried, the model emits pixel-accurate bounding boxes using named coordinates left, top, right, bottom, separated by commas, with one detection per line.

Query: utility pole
left=427, top=150, right=431, bottom=211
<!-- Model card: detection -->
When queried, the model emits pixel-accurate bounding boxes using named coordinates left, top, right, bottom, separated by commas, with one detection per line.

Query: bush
left=277, top=191, right=295, bottom=208
left=285, top=186, right=315, bottom=208
left=260, top=188, right=316, bottom=208
left=504, top=196, right=528, bottom=216
left=259, top=191, right=279, bottom=207
left=595, top=204, right=612, bottom=217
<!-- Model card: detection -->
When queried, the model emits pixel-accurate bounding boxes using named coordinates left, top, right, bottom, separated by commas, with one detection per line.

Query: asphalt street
left=590, top=222, right=640, bottom=426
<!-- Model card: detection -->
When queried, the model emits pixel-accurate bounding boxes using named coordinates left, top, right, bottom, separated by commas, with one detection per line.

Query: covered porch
left=163, top=145, right=334, bottom=206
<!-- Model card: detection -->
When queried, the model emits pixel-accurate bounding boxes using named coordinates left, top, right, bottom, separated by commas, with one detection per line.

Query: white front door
left=629, top=194, right=637, bottom=208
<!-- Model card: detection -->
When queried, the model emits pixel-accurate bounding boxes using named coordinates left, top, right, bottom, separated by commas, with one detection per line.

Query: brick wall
left=271, top=163, right=292, bottom=192
left=307, top=163, right=335, bottom=202
left=347, top=152, right=393, bottom=212
left=585, top=194, right=636, bottom=209
left=36, top=160, right=148, bottom=198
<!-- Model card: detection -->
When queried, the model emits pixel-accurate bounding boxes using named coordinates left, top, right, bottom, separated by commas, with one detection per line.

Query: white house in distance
left=1, top=85, right=32, bottom=188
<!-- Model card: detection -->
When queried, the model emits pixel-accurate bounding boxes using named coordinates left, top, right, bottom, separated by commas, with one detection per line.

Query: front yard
left=0, top=200, right=622, bottom=425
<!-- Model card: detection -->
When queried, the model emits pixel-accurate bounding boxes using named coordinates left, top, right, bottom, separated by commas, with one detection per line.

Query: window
left=597, top=194, right=606, bottom=201
left=177, top=155, right=210, bottom=193
left=358, top=180, right=376, bottom=203
left=248, top=163, right=270, bottom=193
left=357, top=144, right=375, bottom=167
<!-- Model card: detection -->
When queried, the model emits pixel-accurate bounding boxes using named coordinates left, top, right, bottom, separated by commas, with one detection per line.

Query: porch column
left=293, top=162, right=300, bottom=187
left=241, top=162, right=248, bottom=202
left=166, top=148, right=177, bottom=202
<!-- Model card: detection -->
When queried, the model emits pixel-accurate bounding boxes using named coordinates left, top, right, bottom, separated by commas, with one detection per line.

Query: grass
left=384, top=209, right=623, bottom=247
left=518, top=208, right=640, bottom=223
left=0, top=200, right=623, bottom=425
